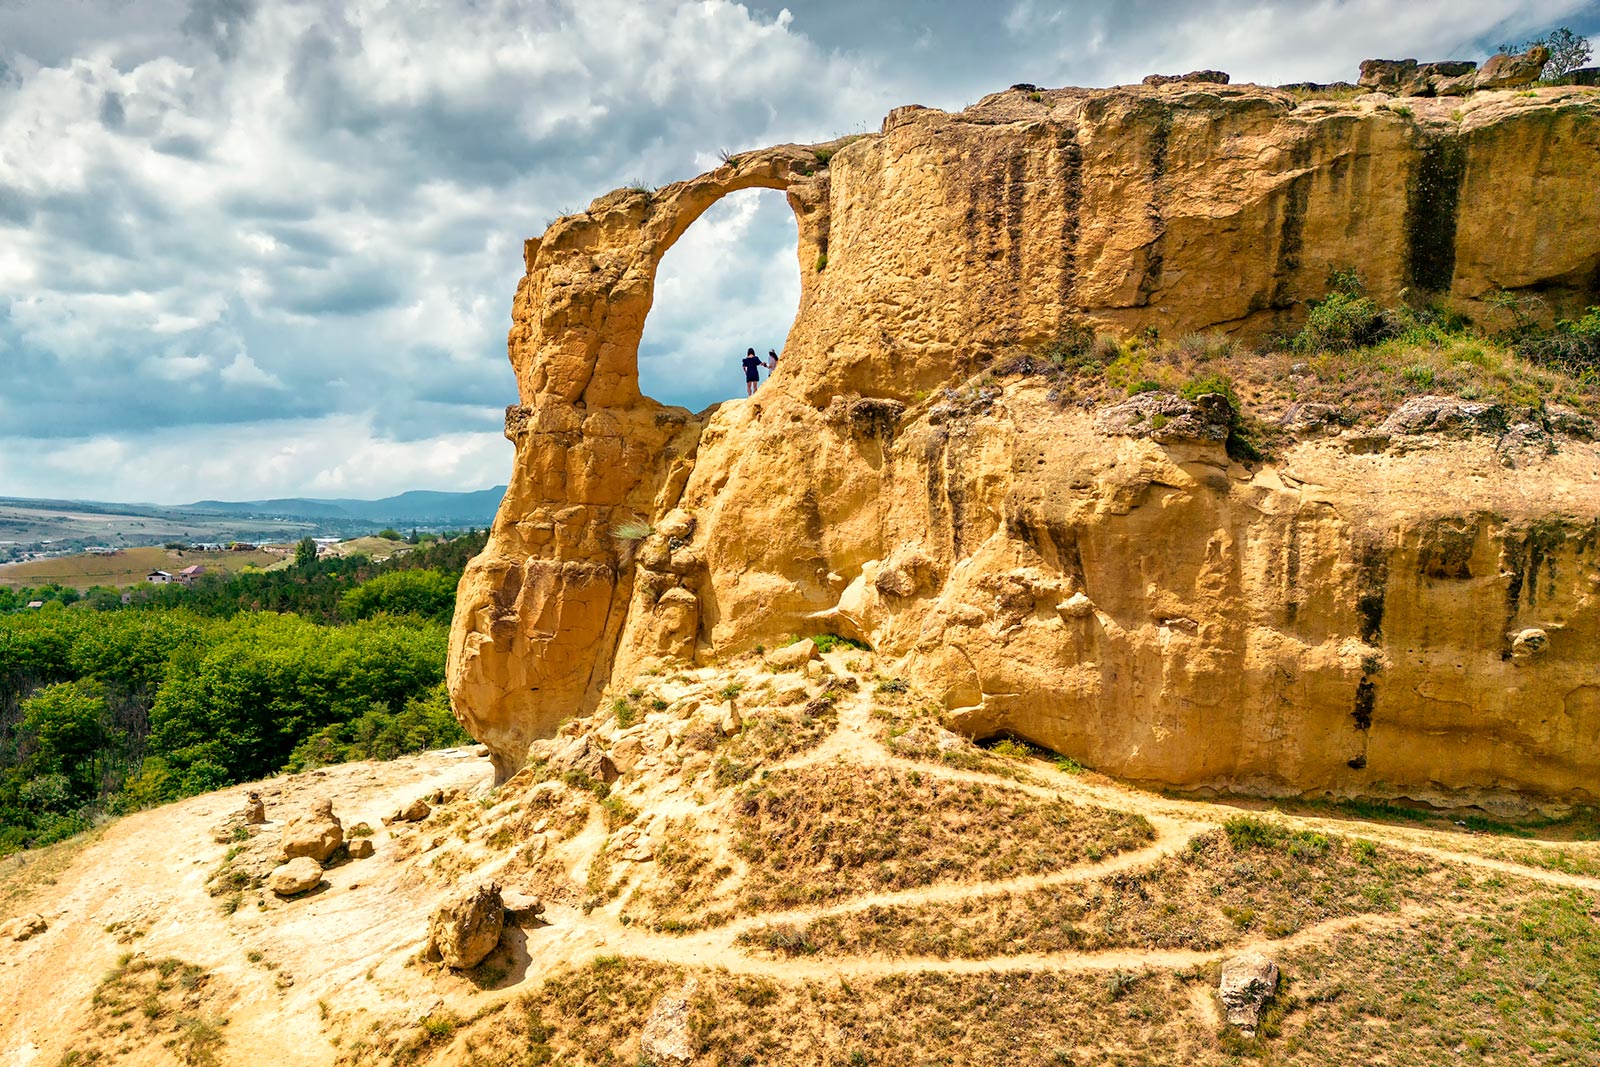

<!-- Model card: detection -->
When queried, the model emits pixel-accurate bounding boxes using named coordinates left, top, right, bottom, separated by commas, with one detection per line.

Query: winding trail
left=3, top=653, right=1597, bottom=1065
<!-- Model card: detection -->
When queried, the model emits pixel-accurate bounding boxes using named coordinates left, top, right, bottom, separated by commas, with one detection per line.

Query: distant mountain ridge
left=180, top=487, right=506, bottom=525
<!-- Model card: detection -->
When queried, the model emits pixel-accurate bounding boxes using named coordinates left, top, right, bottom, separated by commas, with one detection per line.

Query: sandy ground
left=0, top=750, right=492, bottom=1066
left=3, top=652, right=1598, bottom=1065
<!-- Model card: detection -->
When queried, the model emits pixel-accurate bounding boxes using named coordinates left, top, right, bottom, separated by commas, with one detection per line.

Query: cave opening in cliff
left=637, top=187, right=800, bottom=412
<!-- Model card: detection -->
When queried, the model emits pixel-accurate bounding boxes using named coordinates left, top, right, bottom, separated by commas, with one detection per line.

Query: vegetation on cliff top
left=1000, top=272, right=1600, bottom=458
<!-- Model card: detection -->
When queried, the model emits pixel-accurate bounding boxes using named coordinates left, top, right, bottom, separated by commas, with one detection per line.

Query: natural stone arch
left=511, top=144, right=832, bottom=411
left=449, top=142, right=842, bottom=780
left=636, top=187, right=805, bottom=409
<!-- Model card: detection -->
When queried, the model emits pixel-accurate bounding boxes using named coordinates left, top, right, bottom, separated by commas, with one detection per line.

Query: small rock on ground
left=1219, top=952, right=1279, bottom=1036
left=268, top=857, right=325, bottom=897
left=641, top=977, right=698, bottom=1063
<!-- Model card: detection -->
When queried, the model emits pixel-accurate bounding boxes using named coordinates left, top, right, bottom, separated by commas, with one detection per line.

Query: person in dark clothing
left=742, top=347, right=763, bottom=396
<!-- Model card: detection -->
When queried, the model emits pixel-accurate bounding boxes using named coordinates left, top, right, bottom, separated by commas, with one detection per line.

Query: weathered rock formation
left=426, top=881, right=504, bottom=970
left=280, top=798, right=343, bottom=863
left=448, top=78, right=1600, bottom=809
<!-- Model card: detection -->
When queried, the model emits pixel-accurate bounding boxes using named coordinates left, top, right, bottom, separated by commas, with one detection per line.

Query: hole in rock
left=637, top=188, right=800, bottom=412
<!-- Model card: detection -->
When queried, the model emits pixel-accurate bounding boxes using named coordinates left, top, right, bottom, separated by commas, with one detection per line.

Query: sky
left=1, top=0, right=1596, bottom=504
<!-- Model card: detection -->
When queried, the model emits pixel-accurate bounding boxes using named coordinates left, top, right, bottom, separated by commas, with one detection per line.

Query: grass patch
left=70, top=953, right=225, bottom=1066
left=715, top=696, right=840, bottom=772
left=729, top=765, right=1149, bottom=916
left=746, top=820, right=1450, bottom=959
left=387, top=877, right=1600, bottom=1065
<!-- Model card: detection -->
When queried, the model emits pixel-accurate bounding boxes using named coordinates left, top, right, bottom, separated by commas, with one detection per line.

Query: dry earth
left=3, top=649, right=1598, bottom=1065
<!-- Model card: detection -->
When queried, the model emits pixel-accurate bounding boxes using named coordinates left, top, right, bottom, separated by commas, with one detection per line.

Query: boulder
left=772, top=676, right=812, bottom=705
left=641, top=978, right=698, bottom=1063
left=268, top=857, right=324, bottom=897
left=610, top=735, right=645, bottom=774
left=280, top=798, right=343, bottom=863
left=243, top=792, right=266, bottom=824
left=1142, top=70, right=1229, bottom=87
left=427, top=881, right=505, bottom=969
left=1056, top=593, right=1095, bottom=619
left=1219, top=952, right=1279, bottom=1036
left=1, top=914, right=47, bottom=942
left=502, top=890, right=545, bottom=922
left=766, top=638, right=817, bottom=670
left=348, top=838, right=375, bottom=859
left=548, top=734, right=619, bottom=784
left=1095, top=391, right=1232, bottom=444
left=1357, top=58, right=1419, bottom=92
left=1476, top=46, right=1550, bottom=90
left=717, top=702, right=742, bottom=736
left=1279, top=401, right=1341, bottom=435
left=1562, top=66, right=1600, bottom=86
left=1378, top=396, right=1507, bottom=439
left=383, top=798, right=432, bottom=825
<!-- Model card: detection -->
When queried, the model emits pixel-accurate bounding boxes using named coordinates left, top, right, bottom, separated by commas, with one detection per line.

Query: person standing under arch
left=741, top=347, right=763, bottom=396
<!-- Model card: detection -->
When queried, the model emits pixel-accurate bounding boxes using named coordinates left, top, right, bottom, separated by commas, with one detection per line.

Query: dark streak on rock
left=1403, top=134, right=1467, bottom=292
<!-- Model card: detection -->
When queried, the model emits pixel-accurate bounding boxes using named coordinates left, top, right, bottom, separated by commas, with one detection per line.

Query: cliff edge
left=447, top=78, right=1600, bottom=810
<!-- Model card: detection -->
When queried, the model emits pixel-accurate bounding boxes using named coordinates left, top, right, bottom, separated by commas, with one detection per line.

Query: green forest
left=0, top=532, right=488, bottom=856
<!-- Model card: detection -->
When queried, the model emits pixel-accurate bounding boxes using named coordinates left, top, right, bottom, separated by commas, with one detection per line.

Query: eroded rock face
left=449, top=79, right=1600, bottom=807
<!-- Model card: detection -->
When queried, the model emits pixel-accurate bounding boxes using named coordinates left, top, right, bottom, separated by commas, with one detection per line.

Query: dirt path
left=2, top=657, right=1594, bottom=1065
left=0, top=750, right=492, bottom=1067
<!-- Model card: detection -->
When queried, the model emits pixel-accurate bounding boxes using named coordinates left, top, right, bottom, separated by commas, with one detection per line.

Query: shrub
left=1293, top=271, right=1399, bottom=352
left=1517, top=306, right=1600, bottom=378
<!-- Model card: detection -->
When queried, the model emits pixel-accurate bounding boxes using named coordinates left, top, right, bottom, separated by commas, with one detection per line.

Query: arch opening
left=636, top=188, right=801, bottom=413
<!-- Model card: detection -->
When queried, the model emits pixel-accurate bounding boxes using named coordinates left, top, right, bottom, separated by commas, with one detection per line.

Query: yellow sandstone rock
left=448, top=80, right=1600, bottom=808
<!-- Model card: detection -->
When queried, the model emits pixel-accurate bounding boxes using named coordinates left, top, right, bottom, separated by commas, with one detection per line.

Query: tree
left=20, top=679, right=109, bottom=802
left=340, top=569, right=458, bottom=622
left=1498, top=27, right=1592, bottom=79
left=376, top=528, right=402, bottom=541
left=295, top=536, right=318, bottom=568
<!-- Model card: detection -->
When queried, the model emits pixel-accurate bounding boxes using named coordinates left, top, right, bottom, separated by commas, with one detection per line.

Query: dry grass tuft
left=743, top=818, right=1453, bottom=959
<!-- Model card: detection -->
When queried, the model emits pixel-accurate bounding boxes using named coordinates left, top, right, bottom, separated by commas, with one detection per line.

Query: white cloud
left=0, top=0, right=1594, bottom=500
left=0, top=415, right=509, bottom=503
left=218, top=351, right=281, bottom=388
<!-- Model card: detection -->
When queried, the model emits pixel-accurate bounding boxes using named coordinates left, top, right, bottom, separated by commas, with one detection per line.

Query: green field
left=0, top=546, right=288, bottom=590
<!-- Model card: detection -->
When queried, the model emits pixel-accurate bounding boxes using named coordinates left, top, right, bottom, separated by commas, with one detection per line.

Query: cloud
left=0, top=0, right=1596, bottom=501
left=180, top=0, right=259, bottom=61
left=0, top=415, right=509, bottom=503
left=218, top=351, right=281, bottom=388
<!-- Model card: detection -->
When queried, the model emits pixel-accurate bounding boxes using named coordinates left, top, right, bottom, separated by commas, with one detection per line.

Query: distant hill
left=179, top=486, right=506, bottom=525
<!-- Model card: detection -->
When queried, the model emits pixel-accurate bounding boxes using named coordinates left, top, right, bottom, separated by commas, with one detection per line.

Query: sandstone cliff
left=448, top=79, right=1600, bottom=809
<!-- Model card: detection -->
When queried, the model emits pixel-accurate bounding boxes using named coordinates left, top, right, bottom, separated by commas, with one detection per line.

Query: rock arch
left=448, top=143, right=837, bottom=779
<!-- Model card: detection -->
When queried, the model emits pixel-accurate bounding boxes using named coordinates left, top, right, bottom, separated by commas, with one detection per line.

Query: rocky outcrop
left=1, top=914, right=46, bottom=942
left=279, top=798, right=342, bottom=863
left=1142, top=70, right=1229, bottom=87
left=640, top=978, right=698, bottom=1063
left=1219, top=953, right=1279, bottom=1035
left=448, top=78, right=1600, bottom=809
left=1359, top=47, right=1551, bottom=96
